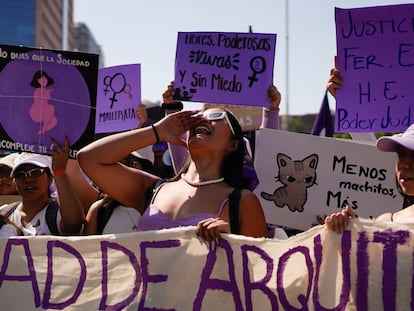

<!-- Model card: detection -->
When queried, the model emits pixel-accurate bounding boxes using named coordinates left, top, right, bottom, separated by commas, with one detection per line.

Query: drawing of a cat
left=261, top=153, right=319, bottom=212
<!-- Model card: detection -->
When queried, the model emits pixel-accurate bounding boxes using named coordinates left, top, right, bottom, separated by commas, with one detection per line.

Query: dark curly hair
left=220, top=108, right=245, bottom=188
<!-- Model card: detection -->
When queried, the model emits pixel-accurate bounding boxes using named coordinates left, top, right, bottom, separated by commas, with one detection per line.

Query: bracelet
left=161, top=102, right=183, bottom=111
left=53, top=169, right=66, bottom=175
left=151, top=124, right=160, bottom=143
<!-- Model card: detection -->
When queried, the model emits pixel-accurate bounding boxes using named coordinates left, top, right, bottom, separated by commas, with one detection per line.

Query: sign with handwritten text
left=255, top=128, right=402, bottom=230
left=96, top=64, right=140, bottom=134
left=335, top=4, right=414, bottom=133
left=1, top=221, right=414, bottom=310
left=0, top=44, right=98, bottom=157
left=174, top=32, right=276, bottom=107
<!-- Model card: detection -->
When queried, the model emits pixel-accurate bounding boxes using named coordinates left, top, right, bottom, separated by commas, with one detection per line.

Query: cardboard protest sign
left=174, top=32, right=276, bottom=107
left=335, top=4, right=414, bottom=133
left=255, top=128, right=402, bottom=230
left=95, top=64, right=140, bottom=134
left=1, top=221, right=414, bottom=310
left=0, top=45, right=98, bottom=157
left=203, top=103, right=263, bottom=131
left=0, top=195, right=21, bottom=205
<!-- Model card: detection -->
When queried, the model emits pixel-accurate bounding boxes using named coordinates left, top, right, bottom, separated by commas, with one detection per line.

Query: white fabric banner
left=0, top=219, right=413, bottom=310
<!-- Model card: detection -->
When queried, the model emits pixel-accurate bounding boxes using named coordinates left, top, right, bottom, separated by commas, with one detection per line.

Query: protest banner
left=254, top=128, right=402, bottom=231
left=0, top=44, right=99, bottom=157
left=174, top=31, right=276, bottom=107
left=0, top=220, right=413, bottom=310
left=95, top=64, right=141, bottom=134
left=335, top=4, right=414, bottom=133
left=203, top=103, right=263, bottom=132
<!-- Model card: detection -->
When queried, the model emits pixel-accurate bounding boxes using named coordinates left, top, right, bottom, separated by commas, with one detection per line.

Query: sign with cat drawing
left=254, top=128, right=402, bottom=231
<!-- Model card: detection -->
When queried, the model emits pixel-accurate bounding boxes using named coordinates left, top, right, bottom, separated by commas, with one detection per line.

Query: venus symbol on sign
left=247, top=56, right=266, bottom=87
left=103, top=72, right=127, bottom=108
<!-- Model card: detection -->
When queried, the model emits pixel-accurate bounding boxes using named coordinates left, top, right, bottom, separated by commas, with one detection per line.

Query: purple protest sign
left=335, top=4, right=414, bottom=133
left=174, top=32, right=276, bottom=107
left=0, top=45, right=98, bottom=156
left=95, top=64, right=141, bottom=134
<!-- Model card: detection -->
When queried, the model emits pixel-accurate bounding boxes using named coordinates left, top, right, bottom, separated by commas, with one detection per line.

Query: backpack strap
left=45, top=200, right=60, bottom=235
left=1, top=203, right=23, bottom=235
left=95, top=179, right=163, bottom=235
left=0, top=214, right=23, bottom=235
left=3, top=201, right=59, bottom=235
left=145, top=179, right=166, bottom=207
left=5, top=201, right=21, bottom=218
left=0, top=215, right=7, bottom=228
left=228, top=188, right=241, bottom=234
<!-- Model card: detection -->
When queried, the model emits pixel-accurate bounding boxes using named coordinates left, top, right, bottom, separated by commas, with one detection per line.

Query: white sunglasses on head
left=13, top=168, right=47, bottom=180
left=203, top=111, right=235, bottom=136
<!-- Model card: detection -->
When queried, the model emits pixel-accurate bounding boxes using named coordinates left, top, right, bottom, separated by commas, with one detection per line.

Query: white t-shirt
left=0, top=224, right=20, bottom=237
left=0, top=202, right=62, bottom=236
left=102, top=205, right=141, bottom=234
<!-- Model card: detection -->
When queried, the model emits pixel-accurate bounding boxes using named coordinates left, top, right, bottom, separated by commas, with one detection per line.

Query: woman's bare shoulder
left=375, top=212, right=393, bottom=222
left=238, top=189, right=267, bottom=237
left=391, top=205, right=414, bottom=223
left=239, top=189, right=262, bottom=210
left=239, top=188, right=258, bottom=199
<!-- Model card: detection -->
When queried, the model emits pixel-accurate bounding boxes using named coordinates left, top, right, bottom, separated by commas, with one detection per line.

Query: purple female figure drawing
left=29, top=70, right=57, bottom=135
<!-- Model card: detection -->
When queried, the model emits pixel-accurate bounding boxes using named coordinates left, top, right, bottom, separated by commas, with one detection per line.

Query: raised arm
left=135, top=103, right=148, bottom=129
left=162, top=81, right=190, bottom=174
left=261, top=84, right=281, bottom=129
left=66, top=159, right=99, bottom=214
left=77, top=110, right=203, bottom=211
left=327, top=56, right=342, bottom=99
left=51, top=136, right=85, bottom=234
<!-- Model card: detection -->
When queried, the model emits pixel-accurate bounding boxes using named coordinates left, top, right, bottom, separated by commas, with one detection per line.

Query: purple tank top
left=138, top=183, right=227, bottom=231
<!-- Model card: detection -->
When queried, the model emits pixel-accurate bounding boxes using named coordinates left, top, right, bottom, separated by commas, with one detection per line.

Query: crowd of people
left=0, top=137, right=85, bottom=236
left=0, top=81, right=287, bottom=240
left=0, top=68, right=412, bottom=242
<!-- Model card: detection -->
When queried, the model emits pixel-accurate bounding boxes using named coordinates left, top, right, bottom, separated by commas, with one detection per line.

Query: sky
left=74, top=0, right=414, bottom=116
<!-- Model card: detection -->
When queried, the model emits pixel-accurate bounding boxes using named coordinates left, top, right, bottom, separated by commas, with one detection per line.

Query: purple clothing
left=138, top=204, right=226, bottom=231
left=138, top=183, right=227, bottom=231
left=261, top=108, right=279, bottom=130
